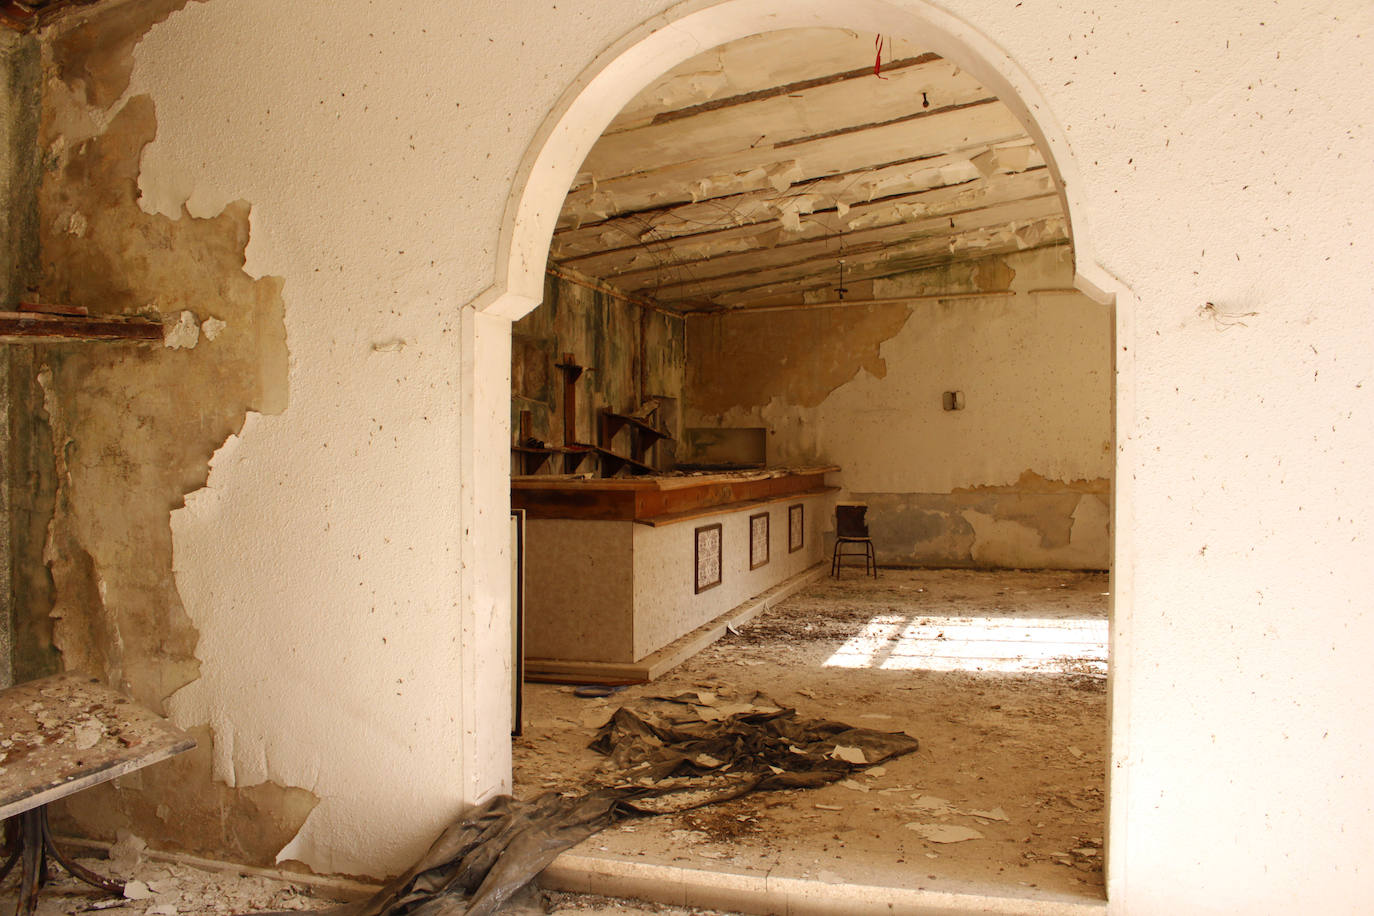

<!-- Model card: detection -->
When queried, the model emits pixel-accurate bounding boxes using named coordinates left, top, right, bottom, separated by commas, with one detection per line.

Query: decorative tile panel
left=695, top=523, right=722, bottom=593
left=750, top=512, right=770, bottom=570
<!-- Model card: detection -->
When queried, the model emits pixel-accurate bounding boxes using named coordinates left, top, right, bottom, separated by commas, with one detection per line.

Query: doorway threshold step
left=540, top=848, right=1107, bottom=916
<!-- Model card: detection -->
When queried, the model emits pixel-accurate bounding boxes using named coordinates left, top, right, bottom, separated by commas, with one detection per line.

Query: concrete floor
left=516, top=568, right=1110, bottom=914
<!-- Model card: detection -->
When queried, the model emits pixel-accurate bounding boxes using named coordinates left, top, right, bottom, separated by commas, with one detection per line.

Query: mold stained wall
left=513, top=272, right=684, bottom=457
left=28, top=0, right=320, bottom=865
left=1, top=27, right=42, bottom=690
left=23, top=0, right=482, bottom=879
left=29, top=0, right=1374, bottom=910
left=686, top=246, right=1111, bottom=569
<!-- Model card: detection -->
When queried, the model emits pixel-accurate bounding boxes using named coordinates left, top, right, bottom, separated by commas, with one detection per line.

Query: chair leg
left=831, top=539, right=840, bottom=577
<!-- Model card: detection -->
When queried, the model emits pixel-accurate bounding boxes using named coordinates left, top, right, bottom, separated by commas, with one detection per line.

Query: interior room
left=487, top=34, right=1148, bottom=916
left=507, top=27, right=1112, bottom=909
left=511, top=27, right=1111, bottom=670
left=3, top=2, right=1372, bottom=915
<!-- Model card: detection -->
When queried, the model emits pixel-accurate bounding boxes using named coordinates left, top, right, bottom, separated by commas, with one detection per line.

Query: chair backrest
left=835, top=503, right=869, bottom=538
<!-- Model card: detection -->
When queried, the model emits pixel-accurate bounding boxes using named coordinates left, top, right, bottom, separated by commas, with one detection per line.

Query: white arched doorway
left=458, top=0, right=1136, bottom=903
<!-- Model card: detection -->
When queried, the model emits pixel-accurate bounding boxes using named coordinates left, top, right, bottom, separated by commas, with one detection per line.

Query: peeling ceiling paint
left=553, top=28, right=1068, bottom=310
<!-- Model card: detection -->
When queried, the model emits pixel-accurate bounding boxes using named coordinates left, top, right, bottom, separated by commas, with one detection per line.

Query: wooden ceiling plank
left=716, top=239, right=1072, bottom=306
left=553, top=142, right=1044, bottom=250
left=673, top=234, right=1071, bottom=308
left=577, top=60, right=993, bottom=186
left=553, top=165, right=1054, bottom=267
left=560, top=102, right=1028, bottom=229
left=634, top=208, right=1067, bottom=301
left=608, top=29, right=934, bottom=132
left=575, top=192, right=1058, bottom=286
left=644, top=53, right=942, bottom=128
left=566, top=184, right=1061, bottom=284
left=555, top=27, right=1069, bottom=311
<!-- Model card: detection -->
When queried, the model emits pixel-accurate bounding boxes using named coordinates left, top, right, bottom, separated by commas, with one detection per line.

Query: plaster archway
left=459, top=0, right=1137, bottom=903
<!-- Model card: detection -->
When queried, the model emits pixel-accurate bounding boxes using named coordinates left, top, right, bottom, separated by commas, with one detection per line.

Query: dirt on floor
left=0, top=841, right=735, bottom=916
left=5, top=568, right=1105, bottom=916
left=515, top=568, right=1109, bottom=904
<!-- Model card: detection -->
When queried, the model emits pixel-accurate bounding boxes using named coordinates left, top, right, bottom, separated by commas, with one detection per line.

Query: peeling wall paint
left=686, top=247, right=1111, bottom=568
left=28, top=8, right=309, bottom=864
left=110, top=0, right=496, bottom=879
left=30, top=0, right=482, bottom=875
left=852, top=477, right=1109, bottom=570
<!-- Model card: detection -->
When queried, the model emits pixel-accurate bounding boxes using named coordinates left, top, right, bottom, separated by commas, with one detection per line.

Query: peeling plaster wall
left=687, top=246, right=1111, bottom=568
left=24, top=0, right=1374, bottom=910
left=512, top=272, right=685, bottom=459
left=29, top=3, right=315, bottom=865
left=29, top=0, right=480, bottom=878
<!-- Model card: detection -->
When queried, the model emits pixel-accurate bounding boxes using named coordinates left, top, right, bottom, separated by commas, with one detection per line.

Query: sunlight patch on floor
left=824, top=614, right=1108, bottom=674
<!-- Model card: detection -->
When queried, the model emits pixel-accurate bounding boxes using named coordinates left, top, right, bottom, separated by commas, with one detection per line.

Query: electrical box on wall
left=943, top=390, right=965, bottom=411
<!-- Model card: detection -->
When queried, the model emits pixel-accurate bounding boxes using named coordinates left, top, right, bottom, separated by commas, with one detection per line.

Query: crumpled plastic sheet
left=292, top=693, right=918, bottom=916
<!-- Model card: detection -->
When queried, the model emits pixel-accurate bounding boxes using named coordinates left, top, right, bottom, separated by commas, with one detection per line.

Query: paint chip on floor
left=905, top=823, right=986, bottom=843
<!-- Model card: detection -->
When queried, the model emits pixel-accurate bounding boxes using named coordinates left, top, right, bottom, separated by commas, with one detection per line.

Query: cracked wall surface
left=685, top=246, right=1110, bottom=568
left=27, top=3, right=311, bottom=865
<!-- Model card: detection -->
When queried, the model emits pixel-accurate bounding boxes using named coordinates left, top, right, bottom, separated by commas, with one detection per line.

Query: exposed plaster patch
left=963, top=507, right=1049, bottom=565
left=162, top=309, right=199, bottom=349
left=50, top=0, right=196, bottom=110
left=963, top=493, right=1108, bottom=569
left=32, top=19, right=300, bottom=865
left=853, top=489, right=1109, bottom=569
left=53, top=725, right=318, bottom=868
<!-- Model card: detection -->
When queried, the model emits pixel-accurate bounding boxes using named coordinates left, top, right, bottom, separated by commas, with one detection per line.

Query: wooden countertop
left=511, top=466, right=839, bottom=523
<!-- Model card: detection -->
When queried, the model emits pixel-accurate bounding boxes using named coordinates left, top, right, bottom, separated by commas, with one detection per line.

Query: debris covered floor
left=515, top=568, right=1109, bottom=905
left=0, top=840, right=728, bottom=916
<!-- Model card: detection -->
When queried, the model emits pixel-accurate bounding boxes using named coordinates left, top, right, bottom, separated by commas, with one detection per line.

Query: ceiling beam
left=651, top=222, right=1069, bottom=306
left=562, top=102, right=1025, bottom=225
left=577, top=56, right=988, bottom=184
left=554, top=166, right=1055, bottom=273
left=643, top=53, right=942, bottom=128
left=607, top=29, right=935, bottom=132
left=574, top=190, right=1062, bottom=290
left=678, top=289, right=1017, bottom=316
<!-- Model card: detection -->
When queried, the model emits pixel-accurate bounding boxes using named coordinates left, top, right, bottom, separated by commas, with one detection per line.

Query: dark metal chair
left=831, top=503, right=877, bottom=578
